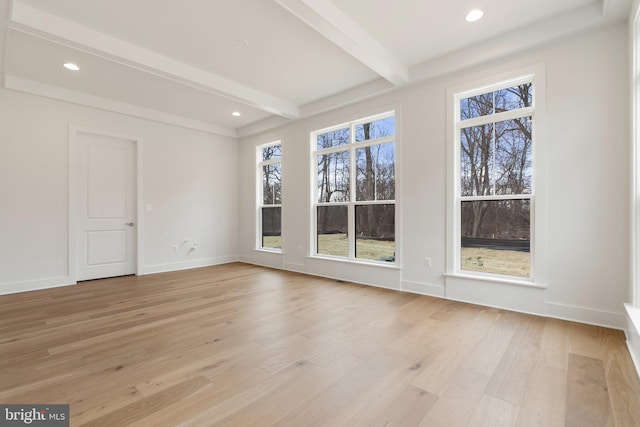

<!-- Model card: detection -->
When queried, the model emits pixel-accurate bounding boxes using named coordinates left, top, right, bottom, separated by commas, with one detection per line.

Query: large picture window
left=455, top=79, right=535, bottom=278
left=312, top=112, right=396, bottom=263
left=257, top=142, right=281, bottom=251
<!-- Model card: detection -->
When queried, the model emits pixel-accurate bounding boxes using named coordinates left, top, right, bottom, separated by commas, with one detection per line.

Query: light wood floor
left=2, top=263, right=640, bottom=426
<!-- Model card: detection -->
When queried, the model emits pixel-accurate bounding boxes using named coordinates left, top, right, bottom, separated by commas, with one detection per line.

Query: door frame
left=68, top=125, right=144, bottom=283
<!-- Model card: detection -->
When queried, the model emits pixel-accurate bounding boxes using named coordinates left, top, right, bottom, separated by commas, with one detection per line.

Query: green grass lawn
left=262, top=236, right=281, bottom=249
left=461, top=247, right=530, bottom=277
left=268, top=235, right=526, bottom=274
left=317, top=233, right=395, bottom=261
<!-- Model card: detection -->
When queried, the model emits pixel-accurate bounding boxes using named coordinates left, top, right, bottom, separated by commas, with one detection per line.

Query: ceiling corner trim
left=5, top=75, right=238, bottom=137
left=274, top=0, right=409, bottom=86
left=9, top=1, right=299, bottom=119
left=300, top=77, right=394, bottom=118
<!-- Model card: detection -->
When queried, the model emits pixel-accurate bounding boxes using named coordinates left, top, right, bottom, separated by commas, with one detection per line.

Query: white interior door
left=77, top=131, right=136, bottom=281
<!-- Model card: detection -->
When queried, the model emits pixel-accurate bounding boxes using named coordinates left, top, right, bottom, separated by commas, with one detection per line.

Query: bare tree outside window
left=458, top=83, right=533, bottom=277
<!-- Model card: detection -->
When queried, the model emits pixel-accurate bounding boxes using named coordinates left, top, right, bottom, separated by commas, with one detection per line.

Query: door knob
left=126, top=222, right=135, bottom=226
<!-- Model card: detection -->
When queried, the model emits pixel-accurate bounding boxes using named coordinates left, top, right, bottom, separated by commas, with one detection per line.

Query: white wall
left=0, top=88, right=239, bottom=294
left=239, top=23, right=630, bottom=329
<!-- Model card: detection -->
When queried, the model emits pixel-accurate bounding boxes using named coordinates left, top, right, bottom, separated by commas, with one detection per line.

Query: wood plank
left=516, top=363, right=567, bottom=427
left=468, top=394, right=520, bottom=427
left=216, top=354, right=363, bottom=426
left=603, top=338, right=640, bottom=426
left=485, top=315, right=544, bottom=406
left=566, top=353, right=614, bottom=427
left=365, top=385, right=438, bottom=427
left=79, top=375, right=213, bottom=426
left=539, top=317, right=570, bottom=370
left=412, top=304, right=495, bottom=394
left=273, top=350, right=410, bottom=427
left=419, top=368, right=490, bottom=426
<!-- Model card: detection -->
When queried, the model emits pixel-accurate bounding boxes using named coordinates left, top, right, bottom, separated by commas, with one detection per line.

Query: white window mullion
left=349, top=124, right=356, bottom=259
left=492, top=122, right=496, bottom=196
left=461, top=194, right=532, bottom=202
left=459, top=106, right=534, bottom=129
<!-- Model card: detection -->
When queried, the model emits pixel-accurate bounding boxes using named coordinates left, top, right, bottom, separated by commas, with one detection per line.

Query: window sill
left=625, top=303, right=640, bottom=335
left=307, top=255, right=401, bottom=270
left=253, top=248, right=284, bottom=255
left=444, top=272, right=547, bottom=289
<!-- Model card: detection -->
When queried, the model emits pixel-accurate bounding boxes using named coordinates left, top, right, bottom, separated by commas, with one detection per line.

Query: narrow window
left=258, top=142, right=281, bottom=250
left=455, top=80, right=534, bottom=278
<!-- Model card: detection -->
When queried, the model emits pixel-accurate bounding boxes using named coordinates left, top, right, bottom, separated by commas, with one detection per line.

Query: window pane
left=355, top=204, right=395, bottom=262
left=262, top=163, right=282, bottom=205
left=262, top=144, right=281, bottom=161
left=262, top=207, right=281, bottom=249
left=495, top=117, right=532, bottom=195
left=317, top=128, right=350, bottom=150
left=317, top=205, right=348, bottom=257
left=460, top=92, right=493, bottom=120
left=355, top=117, right=395, bottom=141
left=460, top=199, right=530, bottom=277
left=356, top=142, right=395, bottom=201
left=460, top=124, right=493, bottom=197
left=495, top=83, right=532, bottom=113
left=461, top=83, right=532, bottom=121
left=317, top=151, right=350, bottom=203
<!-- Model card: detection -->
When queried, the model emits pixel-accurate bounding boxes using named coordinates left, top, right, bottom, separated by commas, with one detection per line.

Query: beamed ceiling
left=0, top=0, right=631, bottom=137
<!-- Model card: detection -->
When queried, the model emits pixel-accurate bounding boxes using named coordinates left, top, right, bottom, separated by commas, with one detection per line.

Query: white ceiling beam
left=9, top=2, right=299, bottom=119
left=274, top=0, right=409, bottom=86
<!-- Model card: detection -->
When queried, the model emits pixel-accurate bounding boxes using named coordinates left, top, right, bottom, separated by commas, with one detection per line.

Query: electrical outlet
left=424, top=257, right=432, bottom=268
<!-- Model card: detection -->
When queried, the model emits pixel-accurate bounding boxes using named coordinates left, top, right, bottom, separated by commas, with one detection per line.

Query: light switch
left=146, top=203, right=153, bottom=211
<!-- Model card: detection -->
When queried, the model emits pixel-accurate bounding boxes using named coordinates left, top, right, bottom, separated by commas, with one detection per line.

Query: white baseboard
left=284, top=262, right=306, bottom=273
left=625, top=304, right=640, bottom=380
left=142, top=256, right=238, bottom=275
left=239, top=255, right=254, bottom=263
left=627, top=337, right=640, bottom=381
left=0, top=276, right=75, bottom=296
left=400, top=280, right=445, bottom=297
left=545, top=301, right=626, bottom=330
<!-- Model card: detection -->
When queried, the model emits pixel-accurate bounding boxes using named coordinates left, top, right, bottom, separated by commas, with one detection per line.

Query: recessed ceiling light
left=232, top=111, right=241, bottom=117
left=465, top=9, right=484, bottom=22
left=63, top=62, right=80, bottom=71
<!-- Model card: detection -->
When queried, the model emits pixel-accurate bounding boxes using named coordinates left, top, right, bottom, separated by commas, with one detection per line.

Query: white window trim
left=446, top=64, right=547, bottom=288
left=310, top=111, right=397, bottom=265
left=257, top=141, right=282, bottom=253
left=632, top=3, right=640, bottom=307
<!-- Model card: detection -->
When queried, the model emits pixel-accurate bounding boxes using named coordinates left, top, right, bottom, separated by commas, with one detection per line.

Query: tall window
left=312, top=112, right=396, bottom=263
left=258, top=142, right=281, bottom=250
left=455, top=79, right=534, bottom=278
